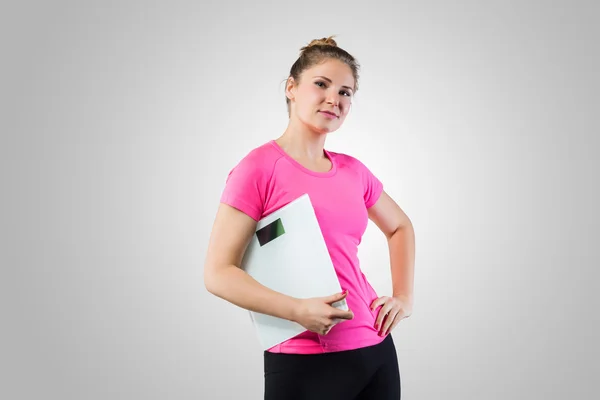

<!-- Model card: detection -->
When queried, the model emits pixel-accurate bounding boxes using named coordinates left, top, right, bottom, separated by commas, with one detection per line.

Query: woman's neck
left=276, top=119, right=328, bottom=163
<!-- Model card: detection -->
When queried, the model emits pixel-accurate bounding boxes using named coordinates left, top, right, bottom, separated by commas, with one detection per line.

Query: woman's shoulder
left=227, top=140, right=284, bottom=176
left=326, top=148, right=370, bottom=170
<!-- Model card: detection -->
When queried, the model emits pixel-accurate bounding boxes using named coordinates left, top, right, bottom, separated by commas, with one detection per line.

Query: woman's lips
left=319, top=111, right=337, bottom=119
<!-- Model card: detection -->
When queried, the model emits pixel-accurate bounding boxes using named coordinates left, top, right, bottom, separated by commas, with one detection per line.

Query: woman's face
left=287, top=58, right=355, bottom=134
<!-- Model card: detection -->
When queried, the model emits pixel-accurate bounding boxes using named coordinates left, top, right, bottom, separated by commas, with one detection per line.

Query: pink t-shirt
left=220, top=140, right=387, bottom=354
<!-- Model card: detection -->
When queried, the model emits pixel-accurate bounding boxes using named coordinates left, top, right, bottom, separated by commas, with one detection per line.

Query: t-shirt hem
left=266, top=335, right=388, bottom=354
left=220, top=195, right=261, bottom=221
left=365, top=182, right=384, bottom=209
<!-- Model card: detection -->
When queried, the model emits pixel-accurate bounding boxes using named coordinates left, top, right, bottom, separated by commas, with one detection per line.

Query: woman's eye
left=315, top=81, right=351, bottom=97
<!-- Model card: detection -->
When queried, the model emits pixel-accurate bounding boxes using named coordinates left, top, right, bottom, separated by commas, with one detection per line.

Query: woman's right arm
left=203, top=203, right=300, bottom=321
left=203, top=203, right=353, bottom=334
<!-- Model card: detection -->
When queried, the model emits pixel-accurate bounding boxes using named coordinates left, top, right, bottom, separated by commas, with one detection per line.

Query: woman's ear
left=285, top=77, right=296, bottom=101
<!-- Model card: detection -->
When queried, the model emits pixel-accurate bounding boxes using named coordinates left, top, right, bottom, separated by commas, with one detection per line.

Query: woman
left=204, top=36, right=415, bottom=400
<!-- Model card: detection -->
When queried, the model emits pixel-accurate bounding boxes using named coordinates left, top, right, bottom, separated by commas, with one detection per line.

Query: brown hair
left=285, top=35, right=360, bottom=116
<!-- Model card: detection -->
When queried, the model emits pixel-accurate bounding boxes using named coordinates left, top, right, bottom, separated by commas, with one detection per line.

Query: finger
left=324, top=290, right=348, bottom=305
left=318, top=318, right=332, bottom=335
left=332, top=308, right=354, bottom=321
left=386, top=315, right=406, bottom=335
left=383, top=310, right=404, bottom=336
left=321, top=318, right=336, bottom=335
left=370, top=296, right=387, bottom=310
left=380, top=309, right=400, bottom=336
left=375, top=302, right=393, bottom=329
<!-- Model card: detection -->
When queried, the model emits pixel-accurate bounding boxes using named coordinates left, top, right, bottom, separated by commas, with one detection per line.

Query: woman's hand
left=371, top=294, right=413, bottom=336
left=293, top=290, right=354, bottom=335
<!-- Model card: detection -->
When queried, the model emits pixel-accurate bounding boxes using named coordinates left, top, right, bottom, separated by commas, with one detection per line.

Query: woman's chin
left=313, top=122, right=341, bottom=135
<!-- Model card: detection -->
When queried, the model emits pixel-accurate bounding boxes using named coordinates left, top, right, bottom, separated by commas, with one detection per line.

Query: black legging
left=263, top=334, right=401, bottom=399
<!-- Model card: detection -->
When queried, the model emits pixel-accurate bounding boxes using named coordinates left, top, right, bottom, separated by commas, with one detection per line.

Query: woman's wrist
left=288, top=297, right=303, bottom=323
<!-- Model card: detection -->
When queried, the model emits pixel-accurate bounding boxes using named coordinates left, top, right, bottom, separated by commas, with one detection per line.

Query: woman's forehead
left=304, top=60, right=354, bottom=86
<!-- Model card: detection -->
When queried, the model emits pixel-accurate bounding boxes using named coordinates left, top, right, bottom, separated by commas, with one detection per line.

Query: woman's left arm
left=367, top=190, right=416, bottom=336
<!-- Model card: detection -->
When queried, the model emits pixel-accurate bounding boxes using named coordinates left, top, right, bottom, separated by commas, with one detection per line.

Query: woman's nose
left=326, top=92, right=340, bottom=107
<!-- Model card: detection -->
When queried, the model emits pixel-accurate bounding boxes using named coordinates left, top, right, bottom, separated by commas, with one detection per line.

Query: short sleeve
left=358, top=159, right=384, bottom=209
left=219, top=153, right=269, bottom=221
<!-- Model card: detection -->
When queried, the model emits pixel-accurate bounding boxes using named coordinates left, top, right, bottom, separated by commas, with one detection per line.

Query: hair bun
left=300, top=35, right=338, bottom=52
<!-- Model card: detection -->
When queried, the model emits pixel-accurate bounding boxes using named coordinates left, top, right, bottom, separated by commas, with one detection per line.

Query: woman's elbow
left=203, top=264, right=221, bottom=295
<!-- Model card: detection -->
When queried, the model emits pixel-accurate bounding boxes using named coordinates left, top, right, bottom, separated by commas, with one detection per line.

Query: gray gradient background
left=1, top=0, right=598, bottom=399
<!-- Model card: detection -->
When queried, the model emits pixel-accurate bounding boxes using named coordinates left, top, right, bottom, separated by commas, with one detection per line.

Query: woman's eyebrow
left=313, top=75, right=354, bottom=91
